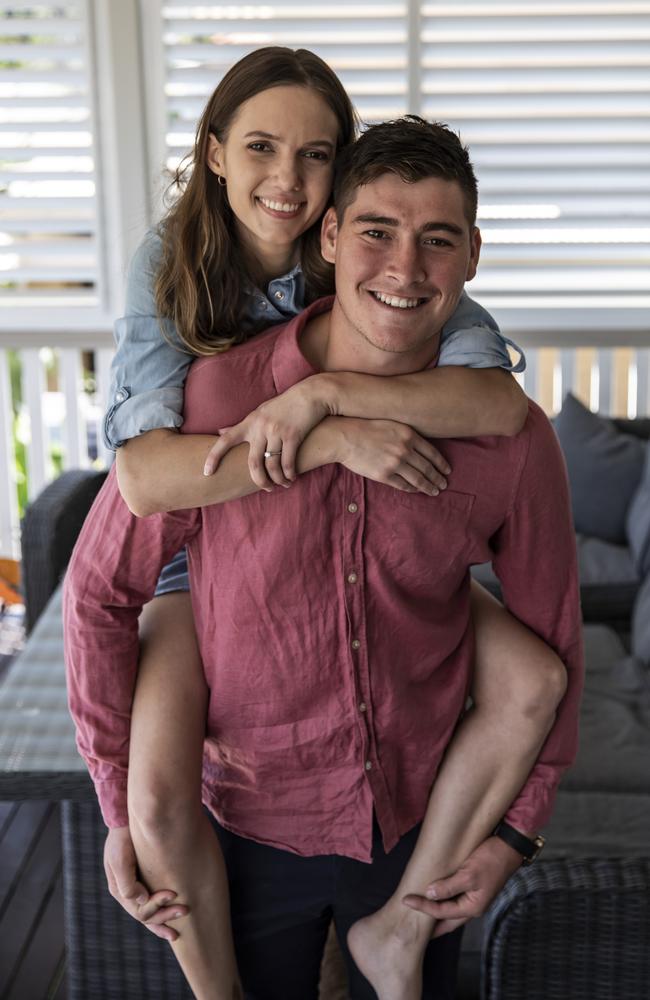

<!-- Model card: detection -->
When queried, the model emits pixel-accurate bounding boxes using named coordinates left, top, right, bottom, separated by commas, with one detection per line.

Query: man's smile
left=368, top=290, right=430, bottom=310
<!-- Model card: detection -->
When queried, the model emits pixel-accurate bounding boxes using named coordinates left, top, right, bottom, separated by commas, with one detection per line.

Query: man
left=65, top=118, right=582, bottom=999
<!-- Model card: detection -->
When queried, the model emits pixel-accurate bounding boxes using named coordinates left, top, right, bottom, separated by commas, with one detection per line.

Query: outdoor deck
left=0, top=801, right=66, bottom=1000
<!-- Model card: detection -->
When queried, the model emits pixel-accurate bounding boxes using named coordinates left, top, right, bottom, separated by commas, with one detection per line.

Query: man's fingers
left=425, top=870, right=473, bottom=901
left=432, top=917, right=468, bottom=939
left=139, top=901, right=189, bottom=924
left=402, top=893, right=473, bottom=921
left=144, top=921, right=180, bottom=942
left=135, top=889, right=179, bottom=921
left=117, top=877, right=149, bottom=905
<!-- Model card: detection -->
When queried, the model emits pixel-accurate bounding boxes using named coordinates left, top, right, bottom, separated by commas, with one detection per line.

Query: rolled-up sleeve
left=103, top=232, right=193, bottom=450
left=439, top=291, right=526, bottom=373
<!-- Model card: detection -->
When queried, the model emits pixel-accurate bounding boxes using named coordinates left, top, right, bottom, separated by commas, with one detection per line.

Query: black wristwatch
left=493, top=821, right=545, bottom=865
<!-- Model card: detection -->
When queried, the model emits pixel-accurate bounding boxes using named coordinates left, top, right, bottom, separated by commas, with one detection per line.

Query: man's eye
left=365, top=229, right=388, bottom=239
left=425, top=237, right=452, bottom=247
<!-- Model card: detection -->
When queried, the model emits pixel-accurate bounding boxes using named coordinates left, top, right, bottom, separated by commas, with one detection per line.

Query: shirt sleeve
left=63, top=465, right=200, bottom=827
left=103, top=231, right=194, bottom=450
left=438, top=291, right=526, bottom=373
left=490, top=402, right=584, bottom=835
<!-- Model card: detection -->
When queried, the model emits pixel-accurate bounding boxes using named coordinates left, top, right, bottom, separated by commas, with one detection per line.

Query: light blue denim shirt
left=104, top=231, right=525, bottom=449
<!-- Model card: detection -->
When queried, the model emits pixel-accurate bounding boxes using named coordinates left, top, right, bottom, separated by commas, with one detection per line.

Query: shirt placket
left=341, top=472, right=396, bottom=842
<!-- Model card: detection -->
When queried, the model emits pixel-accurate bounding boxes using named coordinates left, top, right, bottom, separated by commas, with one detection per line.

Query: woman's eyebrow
left=243, top=130, right=334, bottom=148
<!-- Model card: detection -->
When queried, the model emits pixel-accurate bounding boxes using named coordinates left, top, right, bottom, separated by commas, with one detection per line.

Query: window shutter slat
left=0, top=1, right=102, bottom=327
left=420, top=1, right=650, bottom=322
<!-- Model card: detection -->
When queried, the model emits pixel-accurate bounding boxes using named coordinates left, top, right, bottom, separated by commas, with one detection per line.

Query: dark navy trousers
left=210, top=816, right=463, bottom=1000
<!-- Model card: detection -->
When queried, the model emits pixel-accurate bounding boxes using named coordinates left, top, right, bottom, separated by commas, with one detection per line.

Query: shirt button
left=347, top=502, right=358, bottom=513
left=259, top=300, right=267, bottom=309
left=274, top=290, right=285, bottom=300
left=351, top=638, right=361, bottom=650
left=364, top=760, right=372, bottom=771
left=347, top=572, right=358, bottom=584
left=359, top=701, right=367, bottom=712
left=115, top=389, right=127, bottom=403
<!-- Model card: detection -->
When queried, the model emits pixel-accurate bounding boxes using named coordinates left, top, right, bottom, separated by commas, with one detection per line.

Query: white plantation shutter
left=148, top=1, right=650, bottom=335
left=0, top=0, right=108, bottom=331
left=420, top=1, right=650, bottom=331
left=155, top=1, right=411, bottom=179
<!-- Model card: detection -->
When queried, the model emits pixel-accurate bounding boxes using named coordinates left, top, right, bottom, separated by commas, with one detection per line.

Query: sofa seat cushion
left=560, top=625, right=649, bottom=796
left=542, top=624, right=650, bottom=857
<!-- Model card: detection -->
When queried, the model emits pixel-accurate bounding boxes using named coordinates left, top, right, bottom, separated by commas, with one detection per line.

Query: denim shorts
left=153, top=547, right=190, bottom=596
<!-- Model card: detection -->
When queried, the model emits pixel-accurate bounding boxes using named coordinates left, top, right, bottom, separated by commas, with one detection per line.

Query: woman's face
left=207, top=85, right=340, bottom=275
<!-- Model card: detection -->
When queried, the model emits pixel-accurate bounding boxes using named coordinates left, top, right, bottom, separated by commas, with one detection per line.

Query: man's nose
left=387, top=242, right=426, bottom=287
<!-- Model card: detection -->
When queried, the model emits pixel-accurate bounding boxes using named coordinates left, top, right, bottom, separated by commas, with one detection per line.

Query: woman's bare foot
left=347, top=902, right=432, bottom=1000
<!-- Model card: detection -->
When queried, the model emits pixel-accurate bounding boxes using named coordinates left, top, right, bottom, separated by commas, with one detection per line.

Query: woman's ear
left=320, top=207, right=339, bottom=264
left=206, top=133, right=225, bottom=180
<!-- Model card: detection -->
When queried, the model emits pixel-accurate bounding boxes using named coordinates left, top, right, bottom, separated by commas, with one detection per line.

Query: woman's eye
left=303, top=150, right=329, bottom=161
left=248, top=142, right=272, bottom=152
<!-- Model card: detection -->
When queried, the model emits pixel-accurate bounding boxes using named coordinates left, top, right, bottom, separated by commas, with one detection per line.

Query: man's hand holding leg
left=402, top=835, right=523, bottom=938
left=104, top=827, right=188, bottom=942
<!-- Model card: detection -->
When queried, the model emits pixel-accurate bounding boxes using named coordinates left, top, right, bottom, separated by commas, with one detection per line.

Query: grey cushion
left=632, top=575, right=650, bottom=665
left=554, top=393, right=645, bottom=544
left=575, top=535, right=638, bottom=585
left=560, top=625, right=650, bottom=795
left=626, top=441, right=650, bottom=578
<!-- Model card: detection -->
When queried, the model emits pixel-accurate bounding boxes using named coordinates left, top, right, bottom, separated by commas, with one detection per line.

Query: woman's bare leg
left=347, top=582, right=568, bottom=1000
left=127, top=591, right=242, bottom=1000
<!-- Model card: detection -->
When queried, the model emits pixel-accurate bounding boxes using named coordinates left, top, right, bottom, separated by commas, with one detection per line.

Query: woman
left=101, top=47, right=564, bottom=1000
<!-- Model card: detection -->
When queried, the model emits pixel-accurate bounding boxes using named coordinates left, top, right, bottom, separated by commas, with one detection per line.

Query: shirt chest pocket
left=375, top=487, right=477, bottom=583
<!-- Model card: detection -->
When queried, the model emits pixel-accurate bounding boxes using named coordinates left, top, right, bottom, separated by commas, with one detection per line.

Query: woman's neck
left=241, top=237, right=298, bottom=290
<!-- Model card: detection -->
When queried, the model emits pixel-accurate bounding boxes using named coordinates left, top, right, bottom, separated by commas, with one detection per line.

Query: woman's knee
left=504, top=646, right=567, bottom=725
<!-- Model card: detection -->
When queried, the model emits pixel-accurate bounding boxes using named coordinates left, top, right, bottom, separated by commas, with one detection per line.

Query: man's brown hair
left=333, top=116, right=478, bottom=228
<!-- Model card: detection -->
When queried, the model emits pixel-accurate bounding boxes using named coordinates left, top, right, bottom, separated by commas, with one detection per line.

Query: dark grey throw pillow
left=554, top=393, right=645, bottom=544
left=626, top=441, right=650, bottom=578
left=631, top=575, right=650, bottom=665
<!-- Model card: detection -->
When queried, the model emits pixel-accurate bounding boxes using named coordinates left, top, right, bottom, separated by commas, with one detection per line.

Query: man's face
left=321, top=172, right=481, bottom=373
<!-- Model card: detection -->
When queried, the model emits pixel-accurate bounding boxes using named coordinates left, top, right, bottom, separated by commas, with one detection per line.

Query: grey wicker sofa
left=5, top=420, right=650, bottom=998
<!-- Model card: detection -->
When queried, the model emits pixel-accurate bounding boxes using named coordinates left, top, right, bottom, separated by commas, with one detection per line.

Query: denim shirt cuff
left=103, top=387, right=184, bottom=450
left=438, top=327, right=526, bottom=374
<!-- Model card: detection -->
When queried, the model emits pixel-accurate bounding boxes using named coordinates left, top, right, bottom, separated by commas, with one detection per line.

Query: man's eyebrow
left=352, top=213, right=464, bottom=236
left=243, top=130, right=334, bottom=148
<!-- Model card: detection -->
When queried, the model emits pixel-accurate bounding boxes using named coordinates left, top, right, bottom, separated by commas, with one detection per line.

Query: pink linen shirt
left=64, top=297, right=583, bottom=862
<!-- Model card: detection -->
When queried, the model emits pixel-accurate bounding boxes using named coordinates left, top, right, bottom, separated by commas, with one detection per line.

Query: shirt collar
left=271, top=296, right=334, bottom=395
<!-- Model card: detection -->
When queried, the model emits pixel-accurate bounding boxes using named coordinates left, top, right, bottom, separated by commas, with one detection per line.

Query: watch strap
left=493, top=820, right=545, bottom=865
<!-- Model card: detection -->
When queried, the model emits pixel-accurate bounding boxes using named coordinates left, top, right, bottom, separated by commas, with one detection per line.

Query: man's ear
left=465, top=226, right=482, bottom=282
left=320, top=206, right=339, bottom=264
left=206, top=133, right=225, bottom=180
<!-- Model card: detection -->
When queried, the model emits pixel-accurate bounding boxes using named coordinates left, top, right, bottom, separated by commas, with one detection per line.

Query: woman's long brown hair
left=154, top=47, right=358, bottom=356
